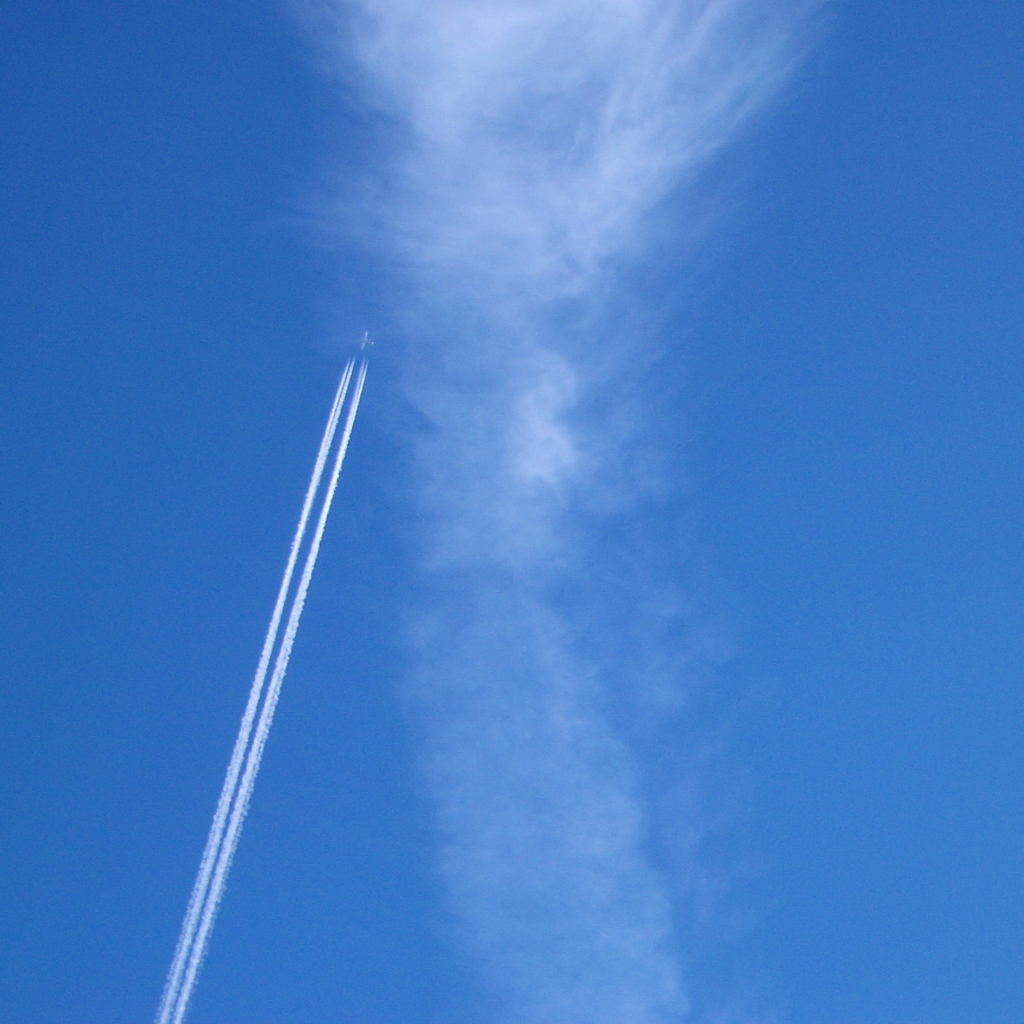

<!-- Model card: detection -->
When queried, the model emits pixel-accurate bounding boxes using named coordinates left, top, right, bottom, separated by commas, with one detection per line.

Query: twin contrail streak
left=156, top=360, right=353, bottom=1024
left=156, top=357, right=368, bottom=1024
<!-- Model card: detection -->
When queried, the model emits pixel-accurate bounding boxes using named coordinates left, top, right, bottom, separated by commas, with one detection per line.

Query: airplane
left=359, top=331, right=373, bottom=351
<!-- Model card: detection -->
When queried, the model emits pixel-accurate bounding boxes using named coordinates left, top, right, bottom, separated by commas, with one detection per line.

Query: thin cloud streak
left=170, top=361, right=368, bottom=1024
left=155, top=360, right=353, bottom=1024
left=310, top=2, right=818, bottom=1019
left=156, top=360, right=367, bottom=1024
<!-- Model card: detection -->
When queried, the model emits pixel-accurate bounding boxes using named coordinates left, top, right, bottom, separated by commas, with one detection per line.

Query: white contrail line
left=155, top=361, right=355, bottom=1024
left=168, top=358, right=369, bottom=1024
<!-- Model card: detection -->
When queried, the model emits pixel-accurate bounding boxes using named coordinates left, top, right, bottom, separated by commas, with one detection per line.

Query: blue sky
left=1, top=2, right=1022, bottom=1023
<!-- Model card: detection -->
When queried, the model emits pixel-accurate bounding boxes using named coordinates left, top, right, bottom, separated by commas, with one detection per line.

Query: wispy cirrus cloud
left=303, top=1, right=818, bottom=1020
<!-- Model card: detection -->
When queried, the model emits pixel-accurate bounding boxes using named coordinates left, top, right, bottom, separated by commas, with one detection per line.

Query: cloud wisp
left=308, top=1, right=818, bottom=1020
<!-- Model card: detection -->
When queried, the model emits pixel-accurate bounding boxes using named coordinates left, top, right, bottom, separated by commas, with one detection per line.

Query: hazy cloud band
left=308, top=2, right=818, bottom=1019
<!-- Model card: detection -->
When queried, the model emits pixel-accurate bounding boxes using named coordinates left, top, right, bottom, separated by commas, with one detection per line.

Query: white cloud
left=304, top=1, right=818, bottom=1019
left=320, top=0, right=812, bottom=297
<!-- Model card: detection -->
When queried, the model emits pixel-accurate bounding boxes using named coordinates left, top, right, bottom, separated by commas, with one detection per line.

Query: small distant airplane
left=359, top=331, right=373, bottom=351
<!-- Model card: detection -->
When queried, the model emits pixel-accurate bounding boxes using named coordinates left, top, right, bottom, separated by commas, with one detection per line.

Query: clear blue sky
left=1, top=3, right=1021, bottom=1023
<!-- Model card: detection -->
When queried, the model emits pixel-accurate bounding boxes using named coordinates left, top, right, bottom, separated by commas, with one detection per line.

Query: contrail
left=155, top=359, right=354, bottom=1024
left=156, top=358, right=367, bottom=1024
left=170, top=358, right=368, bottom=1024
